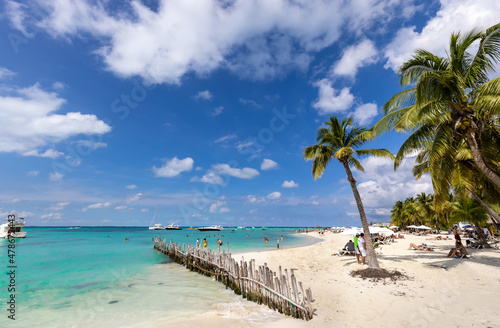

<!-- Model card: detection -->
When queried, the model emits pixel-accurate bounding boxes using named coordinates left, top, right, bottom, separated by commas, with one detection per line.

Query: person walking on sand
left=353, top=233, right=361, bottom=264
left=277, top=238, right=280, bottom=249
left=357, top=233, right=367, bottom=266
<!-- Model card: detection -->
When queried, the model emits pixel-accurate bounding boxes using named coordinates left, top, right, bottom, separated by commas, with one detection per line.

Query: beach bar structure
left=153, top=236, right=315, bottom=320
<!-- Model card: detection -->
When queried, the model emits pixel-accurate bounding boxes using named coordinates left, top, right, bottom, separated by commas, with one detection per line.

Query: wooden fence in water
left=153, top=236, right=314, bottom=320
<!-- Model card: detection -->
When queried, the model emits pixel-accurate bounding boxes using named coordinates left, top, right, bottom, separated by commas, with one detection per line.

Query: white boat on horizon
left=149, top=223, right=165, bottom=230
left=148, top=208, right=165, bottom=230
left=164, top=223, right=182, bottom=230
left=1, top=216, right=27, bottom=238
left=197, top=225, right=223, bottom=231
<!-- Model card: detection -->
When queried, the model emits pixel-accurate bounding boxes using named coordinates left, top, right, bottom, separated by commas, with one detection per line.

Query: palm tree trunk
left=466, top=130, right=500, bottom=189
left=343, top=162, right=380, bottom=269
left=470, top=189, right=500, bottom=243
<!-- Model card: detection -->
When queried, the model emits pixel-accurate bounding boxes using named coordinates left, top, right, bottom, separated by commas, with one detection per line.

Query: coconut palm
left=415, top=192, right=436, bottom=229
left=390, top=200, right=405, bottom=227
left=450, top=199, right=490, bottom=246
left=402, top=197, right=419, bottom=225
left=373, top=23, right=500, bottom=189
left=304, top=116, right=394, bottom=269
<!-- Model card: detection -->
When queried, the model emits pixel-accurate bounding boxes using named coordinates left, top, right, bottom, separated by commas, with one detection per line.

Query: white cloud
left=27, top=170, right=40, bottom=177
left=115, top=205, right=128, bottom=210
left=247, top=195, right=265, bottom=204
left=267, top=191, right=282, bottom=200
left=22, top=149, right=64, bottom=159
left=49, top=202, right=70, bottom=211
left=312, top=79, right=354, bottom=115
left=191, top=172, right=225, bottom=185
left=0, top=83, right=111, bottom=155
left=82, top=202, right=111, bottom=212
left=261, top=159, right=278, bottom=170
left=236, top=140, right=255, bottom=150
left=0, top=67, right=15, bottom=79
left=214, top=134, right=237, bottom=144
left=353, top=103, right=378, bottom=125
left=212, top=164, right=259, bottom=179
left=73, top=140, right=107, bottom=150
left=41, top=212, right=62, bottom=220
left=52, top=81, right=65, bottom=90
left=8, top=0, right=417, bottom=84
left=354, top=157, right=433, bottom=214
left=0, top=210, right=34, bottom=219
left=126, top=193, right=143, bottom=203
left=332, top=39, right=377, bottom=77
left=209, top=200, right=227, bottom=213
left=239, top=98, right=262, bottom=109
left=153, top=156, right=194, bottom=178
left=212, top=106, right=223, bottom=116
left=49, top=172, right=64, bottom=182
left=384, top=0, right=500, bottom=71
left=219, top=207, right=230, bottom=213
left=282, top=180, right=299, bottom=188
left=195, top=90, right=212, bottom=100
left=126, top=184, right=138, bottom=190
left=141, top=208, right=149, bottom=212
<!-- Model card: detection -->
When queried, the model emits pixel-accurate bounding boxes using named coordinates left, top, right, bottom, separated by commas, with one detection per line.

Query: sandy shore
left=170, top=232, right=500, bottom=328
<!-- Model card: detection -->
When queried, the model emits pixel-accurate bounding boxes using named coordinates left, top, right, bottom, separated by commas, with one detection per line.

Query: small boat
left=149, top=223, right=165, bottom=230
left=197, top=225, right=223, bottom=231
left=148, top=208, right=165, bottom=230
left=187, top=227, right=196, bottom=230
left=164, top=223, right=182, bottom=230
left=1, top=215, right=27, bottom=238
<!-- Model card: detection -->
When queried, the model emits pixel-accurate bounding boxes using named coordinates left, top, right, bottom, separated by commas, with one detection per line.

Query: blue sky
left=1, top=0, right=499, bottom=227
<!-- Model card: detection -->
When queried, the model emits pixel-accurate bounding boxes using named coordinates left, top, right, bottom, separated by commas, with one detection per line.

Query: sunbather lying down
left=408, top=243, right=434, bottom=251
left=426, top=236, right=449, bottom=240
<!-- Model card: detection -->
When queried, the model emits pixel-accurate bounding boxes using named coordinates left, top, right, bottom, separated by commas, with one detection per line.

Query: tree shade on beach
left=304, top=116, right=395, bottom=269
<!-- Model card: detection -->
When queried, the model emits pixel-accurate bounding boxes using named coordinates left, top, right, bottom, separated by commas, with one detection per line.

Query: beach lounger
left=466, top=239, right=482, bottom=249
left=336, top=243, right=356, bottom=256
left=375, top=246, right=383, bottom=255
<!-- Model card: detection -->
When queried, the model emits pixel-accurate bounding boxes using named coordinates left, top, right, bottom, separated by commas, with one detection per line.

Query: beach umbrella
left=459, top=222, right=472, bottom=229
left=375, top=227, right=395, bottom=236
left=407, top=225, right=418, bottom=228
left=368, top=227, right=394, bottom=236
left=417, top=225, right=432, bottom=230
left=339, top=228, right=362, bottom=235
left=389, top=225, right=398, bottom=229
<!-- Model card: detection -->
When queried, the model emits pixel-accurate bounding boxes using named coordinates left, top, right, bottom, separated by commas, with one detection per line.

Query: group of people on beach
left=353, top=233, right=367, bottom=266
left=339, top=233, right=367, bottom=265
left=406, top=226, right=469, bottom=257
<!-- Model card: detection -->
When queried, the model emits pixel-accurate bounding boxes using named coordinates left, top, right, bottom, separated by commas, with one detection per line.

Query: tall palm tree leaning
left=304, top=116, right=395, bottom=269
left=372, top=23, right=500, bottom=190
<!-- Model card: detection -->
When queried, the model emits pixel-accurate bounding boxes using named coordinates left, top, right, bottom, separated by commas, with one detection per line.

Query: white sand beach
left=170, top=232, right=499, bottom=328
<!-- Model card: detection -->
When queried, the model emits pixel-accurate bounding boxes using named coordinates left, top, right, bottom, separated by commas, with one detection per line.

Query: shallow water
left=0, top=227, right=316, bottom=327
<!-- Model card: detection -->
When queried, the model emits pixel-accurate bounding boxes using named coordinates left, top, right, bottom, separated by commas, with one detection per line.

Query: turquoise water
left=0, top=227, right=316, bottom=327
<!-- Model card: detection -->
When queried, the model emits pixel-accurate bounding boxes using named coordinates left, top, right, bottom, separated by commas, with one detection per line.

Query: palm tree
left=390, top=200, right=405, bottom=227
left=402, top=197, right=419, bottom=225
left=450, top=199, right=490, bottom=246
left=304, top=116, right=394, bottom=269
left=415, top=192, right=436, bottom=230
left=373, top=23, right=500, bottom=189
